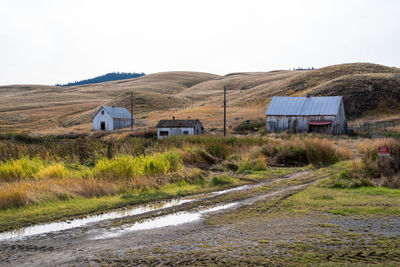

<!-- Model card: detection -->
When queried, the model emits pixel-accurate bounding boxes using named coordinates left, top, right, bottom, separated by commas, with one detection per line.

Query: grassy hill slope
left=0, top=63, right=399, bottom=135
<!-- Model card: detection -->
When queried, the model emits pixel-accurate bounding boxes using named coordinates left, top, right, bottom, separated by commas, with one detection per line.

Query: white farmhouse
left=93, top=106, right=134, bottom=131
left=156, top=118, right=203, bottom=139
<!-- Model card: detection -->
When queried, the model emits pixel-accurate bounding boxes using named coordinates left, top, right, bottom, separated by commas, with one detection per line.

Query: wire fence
left=348, top=120, right=399, bottom=136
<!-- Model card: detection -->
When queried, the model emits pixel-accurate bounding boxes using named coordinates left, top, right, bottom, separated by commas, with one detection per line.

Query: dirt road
left=1, top=168, right=399, bottom=266
left=0, top=171, right=322, bottom=266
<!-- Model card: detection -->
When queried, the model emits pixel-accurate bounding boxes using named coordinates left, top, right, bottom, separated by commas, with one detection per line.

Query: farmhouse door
left=100, top=122, right=106, bottom=130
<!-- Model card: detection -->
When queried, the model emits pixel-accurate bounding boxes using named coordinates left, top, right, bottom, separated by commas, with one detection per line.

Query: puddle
left=91, top=202, right=238, bottom=240
left=0, top=171, right=311, bottom=241
left=91, top=181, right=317, bottom=240
left=0, top=198, right=195, bottom=241
left=0, top=183, right=261, bottom=241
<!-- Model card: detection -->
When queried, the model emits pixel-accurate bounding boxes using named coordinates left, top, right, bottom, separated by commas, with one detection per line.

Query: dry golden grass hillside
left=0, top=63, right=399, bottom=135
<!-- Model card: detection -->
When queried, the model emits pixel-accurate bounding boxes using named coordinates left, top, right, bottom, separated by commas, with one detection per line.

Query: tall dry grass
left=328, top=138, right=400, bottom=189
left=358, top=138, right=400, bottom=179
left=0, top=178, right=119, bottom=210
left=0, top=150, right=185, bottom=210
left=93, top=151, right=183, bottom=180
left=0, top=135, right=355, bottom=210
left=259, top=136, right=352, bottom=166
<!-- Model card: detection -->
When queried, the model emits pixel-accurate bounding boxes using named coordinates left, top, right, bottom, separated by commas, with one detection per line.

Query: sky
left=0, top=0, right=399, bottom=85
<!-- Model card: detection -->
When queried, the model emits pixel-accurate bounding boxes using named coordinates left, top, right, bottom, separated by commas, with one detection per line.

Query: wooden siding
left=157, top=121, right=203, bottom=139
left=266, top=99, right=347, bottom=134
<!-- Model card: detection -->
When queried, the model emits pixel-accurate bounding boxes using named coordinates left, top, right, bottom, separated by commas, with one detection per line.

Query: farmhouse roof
left=98, top=106, right=133, bottom=119
left=265, top=96, right=342, bottom=116
left=156, top=119, right=202, bottom=128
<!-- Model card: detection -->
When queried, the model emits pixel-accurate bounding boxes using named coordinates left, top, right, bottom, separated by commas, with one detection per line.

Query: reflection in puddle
left=0, top=198, right=192, bottom=241
left=92, top=202, right=238, bottom=240
left=0, top=184, right=254, bottom=241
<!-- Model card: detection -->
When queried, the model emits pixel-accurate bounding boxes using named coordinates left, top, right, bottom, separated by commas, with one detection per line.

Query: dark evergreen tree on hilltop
left=55, top=72, right=145, bottom=87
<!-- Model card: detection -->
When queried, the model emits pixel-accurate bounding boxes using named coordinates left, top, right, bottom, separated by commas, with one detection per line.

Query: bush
left=349, top=178, right=374, bottom=188
left=0, top=157, right=45, bottom=182
left=184, top=168, right=205, bottom=185
left=211, top=175, right=235, bottom=186
left=93, top=151, right=183, bottom=180
left=36, top=163, right=70, bottom=179
left=305, top=138, right=339, bottom=165
left=359, top=138, right=400, bottom=178
left=205, top=139, right=230, bottom=159
left=238, top=156, right=268, bottom=173
left=261, top=137, right=350, bottom=166
left=324, top=163, right=376, bottom=189
left=0, top=185, right=29, bottom=209
left=234, top=119, right=265, bottom=132
left=180, top=146, right=217, bottom=164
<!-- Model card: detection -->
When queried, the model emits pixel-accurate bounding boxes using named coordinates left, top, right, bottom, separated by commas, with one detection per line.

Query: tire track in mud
left=0, top=171, right=312, bottom=242
left=0, top=170, right=324, bottom=266
left=90, top=178, right=320, bottom=240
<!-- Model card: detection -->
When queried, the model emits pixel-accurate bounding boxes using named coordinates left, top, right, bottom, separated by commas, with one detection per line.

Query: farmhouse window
left=160, top=131, right=169, bottom=136
left=183, top=131, right=189, bottom=135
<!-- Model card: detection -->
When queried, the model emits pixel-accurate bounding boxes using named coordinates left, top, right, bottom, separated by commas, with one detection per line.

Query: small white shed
left=93, top=106, right=134, bottom=131
left=156, top=118, right=203, bottom=139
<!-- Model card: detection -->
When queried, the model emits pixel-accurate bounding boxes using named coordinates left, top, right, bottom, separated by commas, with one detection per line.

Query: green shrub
left=350, top=178, right=374, bottom=188
left=0, top=157, right=45, bottom=182
left=211, top=175, right=235, bottom=186
left=93, top=151, right=183, bottom=180
left=359, top=138, right=400, bottom=178
left=185, top=168, right=205, bottom=185
left=205, top=139, right=230, bottom=159
left=36, top=162, right=71, bottom=179
left=238, top=156, right=268, bottom=173
left=234, top=119, right=265, bottom=132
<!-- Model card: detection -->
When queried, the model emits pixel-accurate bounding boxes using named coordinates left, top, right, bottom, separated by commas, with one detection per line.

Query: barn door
left=100, top=122, right=106, bottom=130
left=293, top=119, right=298, bottom=133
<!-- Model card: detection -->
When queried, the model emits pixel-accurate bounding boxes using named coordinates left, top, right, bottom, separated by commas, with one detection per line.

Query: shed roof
left=100, top=106, right=133, bottom=119
left=265, top=96, right=342, bottom=116
left=156, top=119, right=202, bottom=128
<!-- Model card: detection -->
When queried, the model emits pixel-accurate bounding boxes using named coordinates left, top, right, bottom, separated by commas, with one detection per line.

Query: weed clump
left=259, top=136, right=351, bottom=166
left=327, top=139, right=400, bottom=189
left=238, top=156, right=268, bottom=173
left=0, top=157, right=45, bottom=182
left=36, top=162, right=70, bottom=179
left=211, top=175, right=236, bottom=186
left=93, top=151, right=183, bottom=180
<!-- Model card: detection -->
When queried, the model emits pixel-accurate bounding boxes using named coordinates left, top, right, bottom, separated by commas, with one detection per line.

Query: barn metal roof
left=156, top=119, right=202, bottom=128
left=102, top=106, right=133, bottom=119
left=265, top=96, right=342, bottom=116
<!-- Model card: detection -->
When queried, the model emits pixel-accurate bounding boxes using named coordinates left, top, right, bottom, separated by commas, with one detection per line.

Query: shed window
left=183, top=131, right=189, bottom=135
left=160, top=131, right=169, bottom=136
left=101, top=110, right=104, bottom=115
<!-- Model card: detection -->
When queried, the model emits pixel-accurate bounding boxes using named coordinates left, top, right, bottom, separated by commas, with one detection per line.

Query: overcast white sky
left=0, top=0, right=399, bottom=85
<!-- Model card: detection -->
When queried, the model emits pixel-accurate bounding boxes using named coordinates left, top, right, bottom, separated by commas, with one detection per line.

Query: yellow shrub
left=36, top=163, right=70, bottom=179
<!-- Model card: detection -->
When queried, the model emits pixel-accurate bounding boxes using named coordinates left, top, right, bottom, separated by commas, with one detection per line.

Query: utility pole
left=224, top=86, right=226, bottom=137
left=130, top=91, right=134, bottom=131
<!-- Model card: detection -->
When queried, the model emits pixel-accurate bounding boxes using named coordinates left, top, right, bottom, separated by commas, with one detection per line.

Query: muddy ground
left=0, top=169, right=399, bottom=266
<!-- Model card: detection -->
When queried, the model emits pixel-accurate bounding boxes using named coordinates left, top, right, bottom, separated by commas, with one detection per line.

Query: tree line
left=55, top=72, right=145, bottom=87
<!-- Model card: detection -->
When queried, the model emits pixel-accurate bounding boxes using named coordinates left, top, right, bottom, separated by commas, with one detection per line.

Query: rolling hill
left=0, top=63, right=399, bottom=135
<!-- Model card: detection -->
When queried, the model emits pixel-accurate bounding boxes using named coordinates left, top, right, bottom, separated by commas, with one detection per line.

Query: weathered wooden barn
left=93, top=106, right=134, bottom=131
left=265, top=96, right=347, bottom=134
left=156, top=118, right=203, bottom=139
